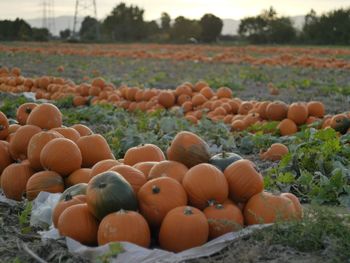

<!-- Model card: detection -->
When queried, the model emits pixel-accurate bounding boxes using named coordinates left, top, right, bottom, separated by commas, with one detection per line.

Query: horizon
left=0, top=0, right=349, bottom=22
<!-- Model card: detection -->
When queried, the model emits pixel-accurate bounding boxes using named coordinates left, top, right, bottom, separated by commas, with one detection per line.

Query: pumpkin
left=209, top=152, right=242, bottom=172
left=71, top=124, right=93, bottom=136
left=266, top=101, right=288, bottom=121
left=65, top=168, right=93, bottom=187
left=277, top=118, right=298, bottom=136
left=257, top=101, right=270, bottom=120
left=307, top=101, right=325, bottom=118
left=90, top=159, right=121, bottom=177
left=259, top=143, right=289, bottom=161
left=231, top=120, right=246, bottom=131
left=52, top=194, right=86, bottom=227
left=0, top=111, right=9, bottom=140
left=280, top=193, right=303, bottom=220
left=167, top=131, right=210, bottom=168
left=16, top=103, right=38, bottom=125
left=138, top=177, right=188, bottom=227
left=9, top=125, right=41, bottom=161
left=244, top=191, right=296, bottom=225
left=148, top=160, right=188, bottom=183
left=109, top=165, right=147, bottom=194
left=238, top=102, right=253, bottom=115
left=224, top=159, right=264, bottom=203
left=98, top=210, right=151, bottom=247
left=40, top=138, right=82, bottom=176
left=27, top=131, right=63, bottom=171
left=26, top=171, right=65, bottom=201
left=8, top=124, right=21, bottom=134
left=0, top=141, right=12, bottom=175
left=58, top=204, right=99, bottom=245
left=287, top=102, right=309, bottom=125
left=216, top=87, right=232, bottom=98
left=133, top=161, right=158, bottom=178
left=200, top=87, right=215, bottom=99
left=183, top=164, right=228, bottom=209
left=26, top=103, right=62, bottom=130
left=86, top=171, right=138, bottom=220
left=124, top=144, right=165, bottom=166
left=159, top=206, right=209, bottom=252
left=158, top=91, right=176, bottom=108
left=1, top=163, right=34, bottom=201
left=77, top=134, right=115, bottom=168
left=330, top=114, right=350, bottom=134
left=203, top=203, right=244, bottom=239
left=59, top=183, right=87, bottom=201
left=51, top=127, right=80, bottom=142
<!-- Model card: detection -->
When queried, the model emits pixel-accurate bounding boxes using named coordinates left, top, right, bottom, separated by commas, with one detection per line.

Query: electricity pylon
left=73, top=0, right=99, bottom=39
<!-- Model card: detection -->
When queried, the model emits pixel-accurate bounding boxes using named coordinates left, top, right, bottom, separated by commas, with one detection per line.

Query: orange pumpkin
left=287, top=102, right=309, bottom=125
left=77, top=134, right=115, bottom=167
left=98, top=210, right=151, bottom=247
left=71, top=124, right=93, bottom=136
left=216, top=87, right=232, bottom=98
left=280, top=192, right=303, bottom=220
left=183, top=164, right=228, bottom=209
left=203, top=203, right=243, bottom=239
left=277, top=119, right=298, bottom=136
left=224, top=159, right=264, bottom=203
left=58, top=203, right=99, bottom=245
left=9, top=125, right=42, bottom=161
left=158, top=91, right=176, bottom=108
left=0, top=111, right=9, bottom=140
left=259, top=143, right=289, bottom=161
left=159, top=206, right=209, bottom=252
left=266, top=101, right=288, bottom=121
left=1, top=163, right=34, bottom=201
left=244, top=191, right=296, bottom=225
left=138, top=177, right=188, bottom=227
left=51, top=127, right=80, bottom=142
left=26, top=171, right=64, bottom=200
left=307, top=101, right=325, bottom=118
left=109, top=165, right=147, bottom=194
left=65, top=168, right=93, bottom=187
left=90, top=159, right=121, bottom=177
left=52, top=194, right=86, bottom=227
left=26, top=103, right=62, bottom=130
left=27, top=131, right=63, bottom=171
left=148, top=160, right=188, bottom=183
left=40, top=138, right=82, bottom=176
left=0, top=141, right=12, bottom=175
left=16, top=103, right=38, bottom=125
left=167, top=131, right=210, bottom=168
left=124, top=144, right=165, bottom=166
left=132, top=161, right=158, bottom=178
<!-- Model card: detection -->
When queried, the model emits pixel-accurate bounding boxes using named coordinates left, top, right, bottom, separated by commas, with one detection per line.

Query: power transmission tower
left=73, top=0, right=99, bottom=39
left=42, top=0, right=56, bottom=35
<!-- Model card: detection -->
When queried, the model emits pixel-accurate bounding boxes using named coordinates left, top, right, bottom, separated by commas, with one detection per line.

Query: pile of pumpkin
left=0, top=102, right=302, bottom=252
left=1, top=66, right=350, bottom=136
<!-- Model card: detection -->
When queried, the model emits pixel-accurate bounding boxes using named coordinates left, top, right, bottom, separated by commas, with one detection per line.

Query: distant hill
left=25, top=16, right=305, bottom=37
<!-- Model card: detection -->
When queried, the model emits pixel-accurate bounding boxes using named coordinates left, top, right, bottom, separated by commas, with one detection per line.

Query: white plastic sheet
left=29, top=192, right=270, bottom=262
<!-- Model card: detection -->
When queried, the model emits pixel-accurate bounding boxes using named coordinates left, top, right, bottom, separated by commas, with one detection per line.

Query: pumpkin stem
left=184, top=206, right=193, bottom=215
left=222, top=151, right=226, bottom=158
left=0, top=125, right=4, bottom=131
left=152, top=185, right=160, bottom=194
left=215, top=204, right=224, bottom=209
left=98, top=182, right=107, bottom=189
left=207, top=199, right=217, bottom=207
left=64, top=194, right=73, bottom=201
left=25, top=107, right=32, bottom=114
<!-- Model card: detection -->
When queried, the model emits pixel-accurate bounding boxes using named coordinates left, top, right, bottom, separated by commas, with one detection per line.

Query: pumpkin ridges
left=287, top=102, right=309, bottom=125
left=159, top=206, right=209, bottom=252
left=57, top=203, right=99, bottom=245
left=280, top=193, right=303, bottom=220
left=109, top=165, right=147, bottom=194
left=148, top=160, right=188, bottom=183
left=51, top=127, right=81, bottom=142
left=64, top=168, right=93, bottom=187
left=90, top=159, right=121, bottom=177
left=1, top=163, right=34, bottom=201
left=277, top=118, right=298, bottom=136
left=124, top=144, right=165, bottom=166
left=26, top=103, right=62, bottom=130
left=71, top=124, right=93, bottom=136
left=259, top=143, right=289, bottom=161
left=183, top=163, right=229, bottom=209
left=52, top=194, right=86, bottom=227
left=16, top=103, right=38, bottom=125
left=0, top=111, right=9, bottom=140
left=138, top=177, right=188, bottom=227
left=0, top=141, right=13, bottom=175
left=26, top=171, right=65, bottom=201
left=98, top=210, right=151, bottom=247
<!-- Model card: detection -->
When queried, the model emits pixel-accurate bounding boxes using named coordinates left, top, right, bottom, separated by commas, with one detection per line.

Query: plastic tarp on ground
left=2, top=192, right=270, bottom=263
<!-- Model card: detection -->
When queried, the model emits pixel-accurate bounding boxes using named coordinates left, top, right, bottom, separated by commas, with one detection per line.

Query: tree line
left=1, top=3, right=350, bottom=45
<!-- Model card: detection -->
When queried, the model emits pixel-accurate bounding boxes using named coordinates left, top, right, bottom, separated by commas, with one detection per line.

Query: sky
left=0, top=0, right=349, bottom=20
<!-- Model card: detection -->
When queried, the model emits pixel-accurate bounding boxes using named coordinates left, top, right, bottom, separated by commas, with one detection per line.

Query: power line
left=73, top=0, right=98, bottom=39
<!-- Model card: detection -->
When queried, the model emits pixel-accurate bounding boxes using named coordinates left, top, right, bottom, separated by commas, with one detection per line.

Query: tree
left=170, top=16, right=201, bottom=42
left=102, top=3, right=146, bottom=41
left=32, top=28, right=50, bottom=41
left=80, top=16, right=100, bottom=41
left=199, top=14, right=223, bottom=42
left=238, top=7, right=296, bottom=44
left=60, top=28, right=71, bottom=40
left=161, top=12, right=171, bottom=31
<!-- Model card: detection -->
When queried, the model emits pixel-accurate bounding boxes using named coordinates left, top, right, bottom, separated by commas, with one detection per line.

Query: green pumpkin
left=59, top=183, right=87, bottom=201
left=333, top=117, right=350, bottom=134
left=86, top=171, right=138, bottom=220
left=209, top=152, right=243, bottom=172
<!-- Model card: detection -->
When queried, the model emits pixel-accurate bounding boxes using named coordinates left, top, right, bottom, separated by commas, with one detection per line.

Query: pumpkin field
left=0, top=42, right=350, bottom=263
